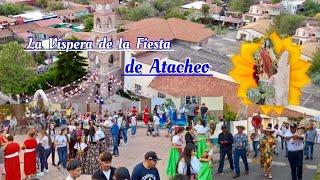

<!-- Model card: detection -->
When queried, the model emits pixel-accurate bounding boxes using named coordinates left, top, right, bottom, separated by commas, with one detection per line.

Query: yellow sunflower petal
left=270, top=33, right=283, bottom=54
left=273, top=106, right=284, bottom=114
left=260, top=105, right=272, bottom=114
left=288, top=87, right=301, bottom=105
left=291, top=59, right=310, bottom=71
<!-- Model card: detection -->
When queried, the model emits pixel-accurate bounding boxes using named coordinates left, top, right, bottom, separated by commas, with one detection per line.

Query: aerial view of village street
left=0, top=0, right=320, bottom=179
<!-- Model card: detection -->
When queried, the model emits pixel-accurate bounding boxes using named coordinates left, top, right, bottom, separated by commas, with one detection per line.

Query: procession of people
left=0, top=103, right=318, bottom=180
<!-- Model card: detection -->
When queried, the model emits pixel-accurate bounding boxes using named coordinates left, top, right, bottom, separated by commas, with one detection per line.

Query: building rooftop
left=12, top=11, right=57, bottom=23
left=239, top=19, right=271, bottom=34
left=0, top=16, right=15, bottom=23
left=120, top=17, right=213, bottom=48
left=180, top=1, right=207, bottom=10
left=9, top=22, right=40, bottom=34
left=301, top=42, right=318, bottom=59
left=0, top=29, right=13, bottom=39
left=33, top=27, right=66, bottom=37
left=34, top=18, right=63, bottom=27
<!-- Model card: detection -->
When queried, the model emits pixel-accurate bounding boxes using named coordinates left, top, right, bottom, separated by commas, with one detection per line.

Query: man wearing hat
left=284, top=123, right=305, bottom=180
left=233, top=125, right=249, bottom=178
left=305, top=122, right=317, bottom=160
left=131, top=151, right=161, bottom=180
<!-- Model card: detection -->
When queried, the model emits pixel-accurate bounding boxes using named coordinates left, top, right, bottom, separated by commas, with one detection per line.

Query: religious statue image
left=247, top=39, right=290, bottom=106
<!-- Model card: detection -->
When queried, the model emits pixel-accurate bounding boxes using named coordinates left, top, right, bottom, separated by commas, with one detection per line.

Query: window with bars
left=135, top=84, right=141, bottom=95
left=184, top=96, right=200, bottom=104
left=158, top=93, right=166, bottom=99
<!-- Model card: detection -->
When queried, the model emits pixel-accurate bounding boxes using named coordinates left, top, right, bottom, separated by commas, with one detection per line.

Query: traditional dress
left=143, top=107, right=149, bottom=125
left=166, top=134, right=183, bottom=177
left=82, top=136, right=100, bottom=174
left=260, top=135, right=276, bottom=174
left=194, top=125, right=209, bottom=159
left=23, top=138, right=37, bottom=176
left=198, top=149, right=213, bottom=180
left=4, top=142, right=20, bottom=180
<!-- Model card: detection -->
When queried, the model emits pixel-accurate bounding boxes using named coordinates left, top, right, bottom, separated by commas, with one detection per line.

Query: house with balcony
left=293, top=24, right=320, bottom=45
left=281, top=0, right=305, bottom=14
left=236, top=19, right=271, bottom=41
left=0, top=16, right=16, bottom=29
left=243, top=2, right=282, bottom=24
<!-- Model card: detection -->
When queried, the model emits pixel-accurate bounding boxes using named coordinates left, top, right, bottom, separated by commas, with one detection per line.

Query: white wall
left=236, top=29, right=264, bottom=41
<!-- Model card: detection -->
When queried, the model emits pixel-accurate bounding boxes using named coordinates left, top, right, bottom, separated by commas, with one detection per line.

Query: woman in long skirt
left=198, top=139, right=213, bottom=180
left=4, top=135, right=21, bottom=180
left=102, top=126, right=113, bottom=151
left=82, top=125, right=100, bottom=174
left=143, top=106, right=149, bottom=125
left=194, top=120, right=209, bottom=159
left=166, top=127, right=183, bottom=177
left=22, top=130, right=37, bottom=178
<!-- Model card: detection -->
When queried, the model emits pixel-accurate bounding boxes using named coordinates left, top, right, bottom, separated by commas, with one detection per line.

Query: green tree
left=165, top=7, right=186, bottom=19
left=47, top=1, right=64, bottom=11
left=0, top=3, right=32, bottom=15
left=52, top=50, right=88, bottom=86
left=201, top=4, right=210, bottom=18
left=84, top=15, right=93, bottom=32
left=308, top=50, right=320, bottom=85
left=154, top=0, right=165, bottom=12
left=230, top=0, right=253, bottom=13
left=272, top=13, right=305, bottom=36
left=116, top=6, right=128, bottom=17
left=0, top=42, right=36, bottom=94
left=36, top=0, right=48, bottom=9
left=127, top=2, right=155, bottom=21
left=223, top=103, right=237, bottom=121
left=34, top=51, right=46, bottom=65
left=271, top=0, right=281, bottom=3
left=298, top=0, right=320, bottom=17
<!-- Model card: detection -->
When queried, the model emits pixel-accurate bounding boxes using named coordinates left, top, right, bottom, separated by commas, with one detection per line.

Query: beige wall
left=236, top=29, right=264, bottom=41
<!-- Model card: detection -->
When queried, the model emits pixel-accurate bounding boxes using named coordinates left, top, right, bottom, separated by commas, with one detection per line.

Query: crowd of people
left=0, top=104, right=318, bottom=180
left=0, top=106, right=145, bottom=180
left=163, top=111, right=318, bottom=180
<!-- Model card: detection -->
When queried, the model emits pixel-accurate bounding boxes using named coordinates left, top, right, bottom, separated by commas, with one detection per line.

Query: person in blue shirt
left=111, top=119, right=119, bottom=157
left=233, top=125, right=249, bottom=178
left=131, top=151, right=161, bottom=180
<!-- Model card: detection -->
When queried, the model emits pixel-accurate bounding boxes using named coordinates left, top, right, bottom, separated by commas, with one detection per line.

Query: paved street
left=14, top=127, right=318, bottom=180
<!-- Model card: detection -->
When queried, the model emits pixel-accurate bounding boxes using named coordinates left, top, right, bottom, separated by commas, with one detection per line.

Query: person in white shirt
left=130, top=114, right=137, bottom=136
left=194, top=120, right=209, bottom=158
left=55, top=128, right=68, bottom=169
left=274, top=124, right=282, bottom=155
left=47, top=123, right=56, bottom=166
left=285, top=123, right=305, bottom=180
left=177, top=143, right=201, bottom=179
left=95, top=127, right=106, bottom=142
left=66, top=159, right=81, bottom=180
left=281, top=122, right=290, bottom=157
left=153, top=114, right=160, bottom=136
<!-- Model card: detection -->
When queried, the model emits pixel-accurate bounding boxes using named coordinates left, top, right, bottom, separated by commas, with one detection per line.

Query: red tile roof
left=93, top=0, right=114, bottom=4
left=0, top=29, right=13, bottom=39
left=33, top=27, right=66, bottom=37
left=34, top=18, right=63, bottom=27
left=119, top=17, right=213, bottom=49
left=9, top=23, right=40, bottom=34
left=148, top=76, right=308, bottom=117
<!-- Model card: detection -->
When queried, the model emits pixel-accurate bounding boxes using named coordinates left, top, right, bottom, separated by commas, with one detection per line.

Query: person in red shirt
left=0, top=130, right=8, bottom=146
left=143, top=106, right=149, bottom=125
left=131, top=106, right=137, bottom=116
left=22, top=130, right=37, bottom=178
left=4, top=135, right=20, bottom=180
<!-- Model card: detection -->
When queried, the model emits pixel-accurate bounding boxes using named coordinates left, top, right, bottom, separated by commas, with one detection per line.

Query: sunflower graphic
left=230, top=33, right=311, bottom=114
